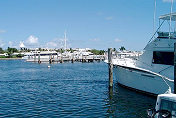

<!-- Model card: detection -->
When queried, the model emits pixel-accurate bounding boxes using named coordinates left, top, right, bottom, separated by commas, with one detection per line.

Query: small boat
left=147, top=91, right=176, bottom=118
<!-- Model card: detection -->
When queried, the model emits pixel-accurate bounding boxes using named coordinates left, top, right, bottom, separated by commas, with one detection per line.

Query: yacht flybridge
left=112, top=10, right=176, bottom=95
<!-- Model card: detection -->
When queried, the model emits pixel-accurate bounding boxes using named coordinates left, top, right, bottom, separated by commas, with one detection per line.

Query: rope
left=158, top=65, right=173, bottom=74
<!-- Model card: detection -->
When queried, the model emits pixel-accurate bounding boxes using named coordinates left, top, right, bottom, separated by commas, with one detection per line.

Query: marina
left=23, top=50, right=105, bottom=63
left=1, top=0, right=176, bottom=117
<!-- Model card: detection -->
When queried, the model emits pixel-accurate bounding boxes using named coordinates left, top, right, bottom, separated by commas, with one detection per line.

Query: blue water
left=0, top=60, right=155, bottom=117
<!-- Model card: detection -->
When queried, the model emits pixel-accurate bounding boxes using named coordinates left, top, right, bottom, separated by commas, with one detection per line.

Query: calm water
left=0, top=60, right=155, bottom=118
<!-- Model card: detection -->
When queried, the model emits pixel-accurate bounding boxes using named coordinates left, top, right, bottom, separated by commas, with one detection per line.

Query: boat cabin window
left=34, top=53, right=58, bottom=56
left=152, top=51, right=174, bottom=65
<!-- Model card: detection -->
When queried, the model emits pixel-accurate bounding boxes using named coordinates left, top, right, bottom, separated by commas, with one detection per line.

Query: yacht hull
left=114, top=65, right=174, bottom=95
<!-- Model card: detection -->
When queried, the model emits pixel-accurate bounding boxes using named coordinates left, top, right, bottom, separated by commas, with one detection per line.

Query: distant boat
left=22, top=51, right=60, bottom=61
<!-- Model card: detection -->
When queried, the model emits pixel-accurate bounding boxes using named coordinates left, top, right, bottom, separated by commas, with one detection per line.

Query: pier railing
left=105, top=51, right=143, bottom=66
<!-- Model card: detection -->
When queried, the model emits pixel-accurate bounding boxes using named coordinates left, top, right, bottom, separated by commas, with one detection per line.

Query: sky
left=0, top=0, right=175, bottom=51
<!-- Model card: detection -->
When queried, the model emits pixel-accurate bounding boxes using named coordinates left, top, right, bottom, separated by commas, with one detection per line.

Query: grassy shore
left=0, top=58, right=22, bottom=60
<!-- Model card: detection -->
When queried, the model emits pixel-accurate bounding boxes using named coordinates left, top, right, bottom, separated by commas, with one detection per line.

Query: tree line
left=0, top=47, right=22, bottom=58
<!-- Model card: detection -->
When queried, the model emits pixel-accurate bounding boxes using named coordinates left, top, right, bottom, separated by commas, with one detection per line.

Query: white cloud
left=0, top=40, right=5, bottom=47
left=8, top=41, right=13, bottom=47
left=97, top=12, right=103, bottom=16
left=8, top=41, right=18, bottom=48
left=114, top=38, right=122, bottom=42
left=90, top=38, right=100, bottom=42
left=25, top=35, right=38, bottom=44
left=0, top=30, right=6, bottom=33
left=163, top=0, right=176, bottom=2
left=24, top=35, right=39, bottom=48
left=105, top=16, right=113, bottom=20
left=46, top=42, right=58, bottom=48
left=46, top=38, right=63, bottom=49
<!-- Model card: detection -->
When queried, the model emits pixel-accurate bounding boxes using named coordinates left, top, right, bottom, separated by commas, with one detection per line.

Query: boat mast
left=64, top=31, right=67, bottom=51
left=169, top=0, right=174, bottom=38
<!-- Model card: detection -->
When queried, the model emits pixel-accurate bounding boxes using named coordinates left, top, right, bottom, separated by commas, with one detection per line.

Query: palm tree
left=119, top=46, right=126, bottom=51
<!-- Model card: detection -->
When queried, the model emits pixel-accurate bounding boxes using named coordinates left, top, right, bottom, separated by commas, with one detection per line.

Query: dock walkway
left=26, top=54, right=105, bottom=63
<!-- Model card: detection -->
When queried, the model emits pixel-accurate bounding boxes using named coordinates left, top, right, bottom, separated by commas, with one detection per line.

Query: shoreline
left=0, top=58, right=22, bottom=60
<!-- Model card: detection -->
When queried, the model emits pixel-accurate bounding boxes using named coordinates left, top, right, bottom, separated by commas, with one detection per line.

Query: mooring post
left=108, top=48, right=113, bottom=88
left=82, top=55, right=84, bottom=63
left=49, top=54, right=52, bottom=64
left=174, top=43, right=176, bottom=94
left=34, top=54, right=36, bottom=63
left=38, top=53, right=41, bottom=63
left=60, top=54, right=63, bottom=63
left=71, top=54, right=74, bottom=63
left=82, top=55, right=83, bottom=63
left=57, top=54, right=59, bottom=63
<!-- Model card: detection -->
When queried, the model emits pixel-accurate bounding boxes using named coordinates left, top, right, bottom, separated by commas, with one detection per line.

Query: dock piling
left=60, top=54, right=63, bottom=63
left=174, top=43, right=176, bottom=94
left=71, top=54, right=74, bottom=63
left=108, top=48, right=113, bottom=88
left=38, top=53, right=41, bottom=63
left=34, top=54, right=36, bottom=63
left=49, top=54, right=52, bottom=64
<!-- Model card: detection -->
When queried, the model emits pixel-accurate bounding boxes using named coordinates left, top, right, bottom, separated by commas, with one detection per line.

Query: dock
left=26, top=54, right=105, bottom=63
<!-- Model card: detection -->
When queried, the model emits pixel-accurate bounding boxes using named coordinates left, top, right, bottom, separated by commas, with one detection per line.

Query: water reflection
left=106, top=83, right=156, bottom=118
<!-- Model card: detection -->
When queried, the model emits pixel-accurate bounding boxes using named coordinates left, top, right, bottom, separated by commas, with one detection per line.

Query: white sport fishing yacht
left=113, top=9, right=176, bottom=95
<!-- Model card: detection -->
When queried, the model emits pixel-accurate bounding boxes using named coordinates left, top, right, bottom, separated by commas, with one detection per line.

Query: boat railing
left=117, top=52, right=142, bottom=60
left=109, top=51, right=143, bottom=66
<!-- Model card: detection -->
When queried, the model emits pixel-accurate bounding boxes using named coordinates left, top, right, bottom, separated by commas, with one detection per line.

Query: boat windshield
left=156, top=13, right=176, bottom=39
left=157, top=32, right=176, bottom=39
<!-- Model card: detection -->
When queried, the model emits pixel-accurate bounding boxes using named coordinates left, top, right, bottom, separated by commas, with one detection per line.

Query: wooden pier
left=26, top=54, right=105, bottom=63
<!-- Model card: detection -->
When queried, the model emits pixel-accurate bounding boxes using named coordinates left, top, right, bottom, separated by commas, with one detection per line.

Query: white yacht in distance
left=113, top=11, right=176, bottom=95
left=22, top=51, right=59, bottom=61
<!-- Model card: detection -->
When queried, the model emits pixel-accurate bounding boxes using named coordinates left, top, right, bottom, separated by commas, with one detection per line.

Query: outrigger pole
left=153, top=0, right=157, bottom=35
left=169, top=0, right=173, bottom=38
left=174, top=43, right=176, bottom=94
left=175, top=19, right=176, bottom=32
